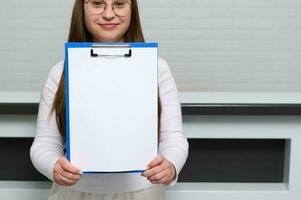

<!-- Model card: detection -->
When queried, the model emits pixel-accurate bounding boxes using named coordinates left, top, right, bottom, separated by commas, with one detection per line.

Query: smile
left=99, top=23, right=119, bottom=30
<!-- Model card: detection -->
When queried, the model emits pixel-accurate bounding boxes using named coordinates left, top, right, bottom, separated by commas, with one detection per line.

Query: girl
left=30, top=0, right=189, bottom=199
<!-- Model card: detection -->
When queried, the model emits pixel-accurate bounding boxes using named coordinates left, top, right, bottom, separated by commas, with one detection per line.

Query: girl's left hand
left=141, top=155, right=176, bottom=184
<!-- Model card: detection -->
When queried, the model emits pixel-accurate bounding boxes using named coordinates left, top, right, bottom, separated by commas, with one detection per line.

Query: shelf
left=0, top=181, right=288, bottom=191
left=183, top=115, right=301, bottom=139
left=169, top=182, right=288, bottom=191
left=1, top=91, right=301, bottom=104
left=1, top=91, right=301, bottom=138
left=1, top=114, right=301, bottom=138
left=1, top=91, right=301, bottom=115
left=180, top=92, right=301, bottom=115
left=0, top=115, right=36, bottom=138
left=0, top=92, right=40, bottom=103
left=165, top=183, right=301, bottom=200
left=0, top=181, right=51, bottom=189
left=179, top=92, right=301, bottom=104
left=0, top=92, right=39, bottom=115
left=1, top=181, right=300, bottom=200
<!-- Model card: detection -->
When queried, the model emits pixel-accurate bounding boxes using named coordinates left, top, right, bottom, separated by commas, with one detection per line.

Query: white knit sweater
left=30, top=57, right=189, bottom=193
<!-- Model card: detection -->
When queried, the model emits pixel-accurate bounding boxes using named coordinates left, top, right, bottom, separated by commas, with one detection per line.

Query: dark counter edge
left=1, top=103, right=301, bottom=115
left=182, top=103, right=301, bottom=115
left=0, top=103, right=39, bottom=114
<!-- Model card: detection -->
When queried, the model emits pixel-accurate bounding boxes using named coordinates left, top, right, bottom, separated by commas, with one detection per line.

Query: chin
left=96, top=34, right=123, bottom=43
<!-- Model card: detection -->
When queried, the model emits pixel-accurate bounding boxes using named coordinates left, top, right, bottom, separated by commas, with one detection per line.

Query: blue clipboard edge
left=65, top=42, right=158, bottom=173
left=65, top=42, right=158, bottom=48
left=65, top=44, right=71, bottom=162
left=83, top=170, right=145, bottom=174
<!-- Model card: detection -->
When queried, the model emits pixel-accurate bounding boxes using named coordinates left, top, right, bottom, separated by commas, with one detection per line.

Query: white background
left=0, top=0, right=301, bottom=92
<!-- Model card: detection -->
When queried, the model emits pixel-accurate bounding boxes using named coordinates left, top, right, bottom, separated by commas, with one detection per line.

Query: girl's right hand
left=53, top=156, right=82, bottom=186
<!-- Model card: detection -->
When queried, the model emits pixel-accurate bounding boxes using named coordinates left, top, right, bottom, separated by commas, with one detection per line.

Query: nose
left=102, top=5, right=115, bottom=20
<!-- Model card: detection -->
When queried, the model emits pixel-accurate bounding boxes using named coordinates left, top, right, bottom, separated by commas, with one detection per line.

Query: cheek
left=122, top=15, right=131, bottom=31
left=84, top=13, right=97, bottom=32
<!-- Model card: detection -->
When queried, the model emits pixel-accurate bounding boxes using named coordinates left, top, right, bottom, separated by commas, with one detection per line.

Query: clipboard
left=65, top=42, right=158, bottom=173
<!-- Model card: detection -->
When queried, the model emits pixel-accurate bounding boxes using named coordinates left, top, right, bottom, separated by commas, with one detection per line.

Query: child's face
left=84, top=0, right=132, bottom=42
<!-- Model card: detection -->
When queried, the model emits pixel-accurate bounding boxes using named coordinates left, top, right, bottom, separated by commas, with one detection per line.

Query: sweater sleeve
left=157, top=57, right=189, bottom=186
left=30, top=61, right=65, bottom=181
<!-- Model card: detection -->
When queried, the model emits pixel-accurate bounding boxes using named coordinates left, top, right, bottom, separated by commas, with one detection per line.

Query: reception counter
left=1, top=92, right=301, bottom=200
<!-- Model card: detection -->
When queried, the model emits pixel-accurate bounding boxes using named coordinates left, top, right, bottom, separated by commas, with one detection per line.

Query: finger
left=54, top=165, right=80, bottom=186
left=147, top=155, right=164, bottom=169
left=58, top=164, right=81, bottom=180
left=58, top=173, right=77, bottom=186
left=61, top=170, right=81, bottom=181
left=143, top=164, right=164, bottom=177
left=60, top=157, right=81, bottom=173
left=59, top=166, right=82, bottom=181
left=159, top=176, right=171, bottom=184
left=147, top=170, right=166, bottom=181
left=150, top=176, right=169, bottom=185
left=150, top=180, right=160, bottom=184
left=60, top=158, right=82, bottom=174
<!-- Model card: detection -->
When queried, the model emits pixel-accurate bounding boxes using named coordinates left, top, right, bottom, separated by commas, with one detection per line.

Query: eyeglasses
left=84, top=0, right=131, bottom=16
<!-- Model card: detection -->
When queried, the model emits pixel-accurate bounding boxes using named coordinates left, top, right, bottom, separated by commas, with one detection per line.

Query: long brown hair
left=51, top=0, right=161, bottom=143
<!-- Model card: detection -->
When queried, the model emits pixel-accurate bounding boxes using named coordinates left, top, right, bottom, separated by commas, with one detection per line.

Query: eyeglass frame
left=84, top=0, right=132, bottom=16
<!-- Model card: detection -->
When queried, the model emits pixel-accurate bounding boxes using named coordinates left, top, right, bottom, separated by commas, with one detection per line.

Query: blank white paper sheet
left=65, top=42, right=158, bottom=173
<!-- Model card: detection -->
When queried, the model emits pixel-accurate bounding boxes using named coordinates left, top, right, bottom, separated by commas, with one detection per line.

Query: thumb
left=147, top=155, right=164, bottom=168
left=61, top=157, right=82, bottom=174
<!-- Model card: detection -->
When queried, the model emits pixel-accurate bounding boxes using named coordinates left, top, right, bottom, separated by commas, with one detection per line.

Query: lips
left=99, top=23, right=119, bottom=30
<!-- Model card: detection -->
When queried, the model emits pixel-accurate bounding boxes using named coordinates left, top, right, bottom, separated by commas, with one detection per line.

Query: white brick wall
left=0, top=0, right=300, bottom=92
